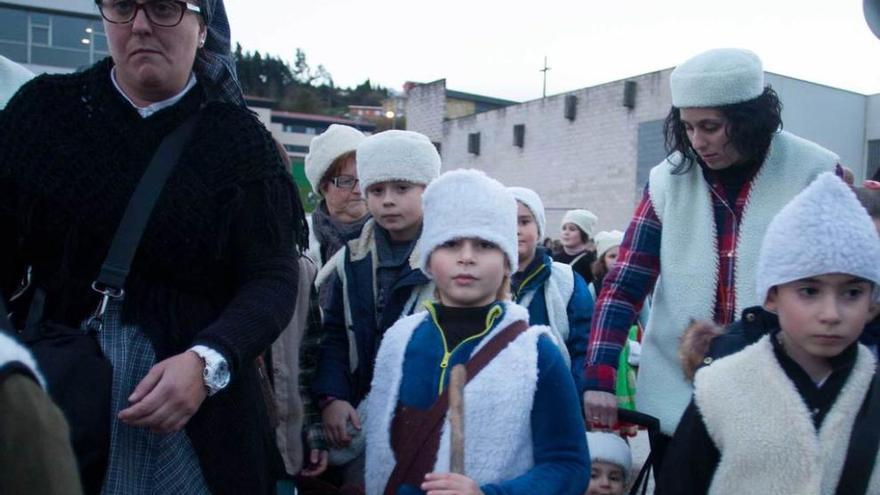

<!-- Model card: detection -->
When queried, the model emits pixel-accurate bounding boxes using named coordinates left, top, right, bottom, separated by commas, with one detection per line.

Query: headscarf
left=194, top=0, right=245, bottom=106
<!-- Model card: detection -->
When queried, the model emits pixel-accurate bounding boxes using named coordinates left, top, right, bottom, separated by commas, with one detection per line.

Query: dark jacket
left=0, top=60, right=303, bottom=494
left=313, top=221, right=431, bottom=406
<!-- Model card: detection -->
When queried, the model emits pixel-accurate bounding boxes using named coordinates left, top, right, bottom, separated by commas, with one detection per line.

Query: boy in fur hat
left=656, top=173, right=880, bottom=494
left=508, top=186, right=593, bottom=395
left=365, top=169, right=589, bottom=495
left=313, top=130, right=440, bottom=483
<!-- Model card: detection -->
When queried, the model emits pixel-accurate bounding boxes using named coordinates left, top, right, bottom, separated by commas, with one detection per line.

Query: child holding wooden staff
left=364, top=169, right=589, bottom=495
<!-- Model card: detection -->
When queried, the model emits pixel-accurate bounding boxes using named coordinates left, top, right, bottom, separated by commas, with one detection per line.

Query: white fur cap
left=595, top=230, right=625, bottom=257
left=356, top=130, right=441, bottom=194
left=420, top=169, right=518, bottom=274
left=670, top=48, right=764, bottom=108
left=586, top=431, right=632, bottom=479
left=304, top=124, right=365, bottom=195
left=561, top=209, right=598, bottom=239
left=509, top=186, right=546, bottom=239
left=756, top=172, right=880, bottom=302
left=0, top=331, right=46, bottom=389
left=0, top=55, right=34, bottom=110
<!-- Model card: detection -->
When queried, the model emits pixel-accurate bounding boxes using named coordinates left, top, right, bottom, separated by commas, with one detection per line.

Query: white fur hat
left=586, top=431, right=632, bottom=479
left=561, top=209, right=598, bottom=239
left=305, top=124, right=365, bottom=195
left=595, top=230, right=625, bottom=257
left=356, top=130, right=441, bottom=194
left=420, top=169, right=518, bottom=274
left=756, top=172, right=880, bottom=302
left=670, top=48, right=764, bottom=108
left=0, top=55, right=34, bottom=110
left=509, top=186, right=546, bottom=239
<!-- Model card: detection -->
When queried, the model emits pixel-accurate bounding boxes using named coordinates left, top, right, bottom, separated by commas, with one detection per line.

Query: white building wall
left=405, top=79, right=446, bottom=144
left=868, top=94, right=880, bottom=141
left=409, top=70, right=878, bottom=234
left=766, top=73, right=867, bottom=178
left=412, top=72, right=671, bottom=233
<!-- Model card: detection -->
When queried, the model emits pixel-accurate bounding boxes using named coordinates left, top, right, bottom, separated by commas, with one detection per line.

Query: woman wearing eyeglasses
left=0, top=1, right=306, bottom=494
left=305, top=124, right=371, bottom=279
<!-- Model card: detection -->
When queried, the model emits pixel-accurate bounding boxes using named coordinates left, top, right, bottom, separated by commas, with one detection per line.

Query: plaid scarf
left=194, top=0, right=245, bottom=106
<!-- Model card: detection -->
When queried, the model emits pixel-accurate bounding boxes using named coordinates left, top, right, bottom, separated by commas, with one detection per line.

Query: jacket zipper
left=426, top=303, right=503, bottom=396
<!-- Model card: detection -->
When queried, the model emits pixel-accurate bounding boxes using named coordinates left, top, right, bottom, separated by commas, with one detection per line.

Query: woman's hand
left=421, top=473, right=484, bottom=495
left=118, top=351, right=207, bottom=434
left=584, top=390, right=618, bottom=429
left=321, top=400, right=360, bottom=447
left=300, top=449, right=328, bottom=476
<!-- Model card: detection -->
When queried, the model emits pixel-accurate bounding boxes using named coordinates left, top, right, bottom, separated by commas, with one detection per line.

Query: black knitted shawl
left=0, top=58, right=305, bottom=494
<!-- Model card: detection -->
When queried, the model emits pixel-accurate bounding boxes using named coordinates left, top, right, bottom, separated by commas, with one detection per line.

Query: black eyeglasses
left=329, top=175, right=359, bottom=190
left=99, top=0, right=201, bottom=28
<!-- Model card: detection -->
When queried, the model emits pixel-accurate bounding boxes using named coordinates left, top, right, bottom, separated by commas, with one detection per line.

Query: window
left=868, top=139, right=880, bottom=180
left=513, top=124, right=525, bottom=148
left=636, top=119, right=666, bottom=192
left=564, top=95, right=577, bottom=121
left=468, top=133, right=480, bottom=155
left=0, top=8, right=28, bottom=42
left=54, top=16, right=93, bottom=49
left=32, top=45, right=89, bottom=68
left=31, top=26, right=49, bottom=45
left=284, top=144, right=310, bottom=153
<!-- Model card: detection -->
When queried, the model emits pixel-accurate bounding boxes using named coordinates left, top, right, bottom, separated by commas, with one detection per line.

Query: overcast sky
left=224, top=0, right=880, bottom=102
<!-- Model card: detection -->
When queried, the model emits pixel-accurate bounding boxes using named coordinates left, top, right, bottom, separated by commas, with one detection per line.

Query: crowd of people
left=1, top=1, right=880, bottom=495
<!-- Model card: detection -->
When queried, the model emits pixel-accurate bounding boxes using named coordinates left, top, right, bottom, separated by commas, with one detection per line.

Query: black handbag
left=15, top=113, right=199, bottom=494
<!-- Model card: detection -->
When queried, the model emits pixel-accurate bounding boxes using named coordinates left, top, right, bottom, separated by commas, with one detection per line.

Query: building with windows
left=246, top=96, right=375, bottom=208
left=0, top=0, right=107, bottom=74
left=406, top=74, right=880, bottom=233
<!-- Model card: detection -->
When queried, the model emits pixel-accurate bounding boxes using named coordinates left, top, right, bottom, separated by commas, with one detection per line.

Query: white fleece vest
left=365, top=302, right=543, bottom=495
left=640, top=130, right=837, bottom=433
left=694, top=337, right=880, bottom=495
left=519, top=261, right=574, bottom=367
left=316, top=219, right=435, bottom=373
left=0, top=332, right=45, bottom=388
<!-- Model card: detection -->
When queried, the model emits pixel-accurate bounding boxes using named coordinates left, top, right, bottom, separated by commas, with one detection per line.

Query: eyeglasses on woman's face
left=330, top=175, right=359, bottom=190
left=99, top=0, right=201, bottom=28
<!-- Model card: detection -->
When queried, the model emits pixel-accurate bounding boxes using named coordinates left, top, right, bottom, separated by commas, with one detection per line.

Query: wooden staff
left=449, top=364, right=467, bottom=474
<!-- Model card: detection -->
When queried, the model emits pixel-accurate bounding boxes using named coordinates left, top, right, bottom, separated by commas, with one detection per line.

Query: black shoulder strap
left=95, top=113, right=200, bottom=292
left=19, top=112, right=200, bottom=336
left=835, top=368, right=880, bottom=495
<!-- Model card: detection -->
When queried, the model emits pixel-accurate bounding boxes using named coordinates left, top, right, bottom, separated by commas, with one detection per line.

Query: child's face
left=560, top=223, right=585, bottom=249
left=587, top=461, right=626, bottom=495
left=602, top=247, right=620, bottom=270
left=428, top=238, right=508, bottom=308
left=365, top=181, right=425, bottom=242
left=516, top=202, right=539, bottom=264
left=765, top=273, right=873, bottom=367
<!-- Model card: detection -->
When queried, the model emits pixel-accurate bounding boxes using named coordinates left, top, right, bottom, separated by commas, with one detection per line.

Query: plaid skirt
left=95, top=299, right=210, bottom=495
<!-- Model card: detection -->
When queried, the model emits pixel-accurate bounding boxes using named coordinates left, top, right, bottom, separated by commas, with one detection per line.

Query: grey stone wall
left=409, top=71, right=672, bottom=234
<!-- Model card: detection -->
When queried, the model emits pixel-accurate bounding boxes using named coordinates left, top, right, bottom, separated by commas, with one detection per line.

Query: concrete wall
left=405, top=80, right=446, bottom=144
left=868, top=94, right=880, bottom=141
left=407, top=70, right=878, bottom=235
left=427, top=71, right=672, bottom=233
left=446, top=98, right=476, bottom=120
left=766, top=73, right=868, bottom=178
